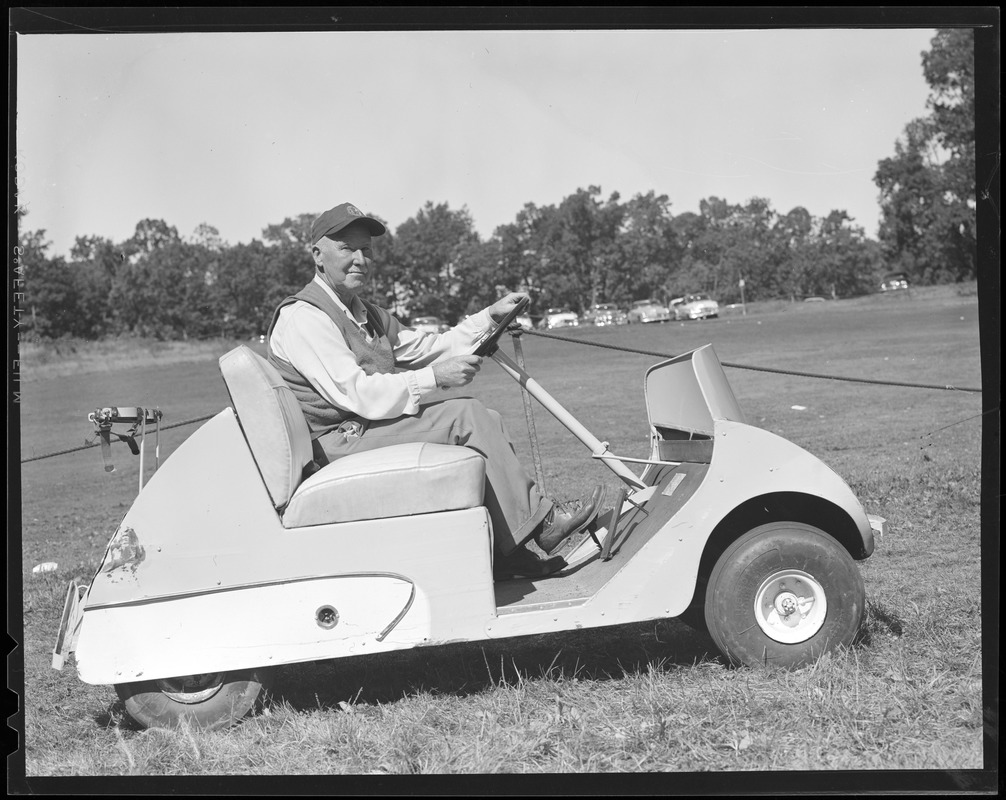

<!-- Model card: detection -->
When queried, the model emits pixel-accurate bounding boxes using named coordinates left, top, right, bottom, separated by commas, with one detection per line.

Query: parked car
left=582, top=303, right=628, bottom=327
left=803, top=296, right=827, bottom=303
left=880, top=273, right=909, bottom=292
left=539, top=307, right=580, bottom=330
left=627, top=299, right=672, bottom=324
left=411, top=316, right=450, bottom=335
left=672, top=293, right=720, bottom=321
left=515, top=314, right=534, bottom=331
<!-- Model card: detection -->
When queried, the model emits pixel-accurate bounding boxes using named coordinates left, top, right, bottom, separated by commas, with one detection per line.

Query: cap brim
left=316, top=217, right=386, bottom=242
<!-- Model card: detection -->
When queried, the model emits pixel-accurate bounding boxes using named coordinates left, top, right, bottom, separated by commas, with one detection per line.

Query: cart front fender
left=705, top=420, right=875, bottom=555
left=587, top=420, right=874, bottom=624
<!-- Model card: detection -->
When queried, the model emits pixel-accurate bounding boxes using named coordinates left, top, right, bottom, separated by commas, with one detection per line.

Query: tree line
left=18, top=29, right=974, bottom=341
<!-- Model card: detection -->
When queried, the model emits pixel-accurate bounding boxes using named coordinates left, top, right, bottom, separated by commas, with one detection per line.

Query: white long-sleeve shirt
left=269, top=276, right=494, bottom=420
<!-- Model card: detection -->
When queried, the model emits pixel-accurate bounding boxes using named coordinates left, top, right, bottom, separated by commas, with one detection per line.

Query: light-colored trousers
left=314, top=397, right=552, bottom=557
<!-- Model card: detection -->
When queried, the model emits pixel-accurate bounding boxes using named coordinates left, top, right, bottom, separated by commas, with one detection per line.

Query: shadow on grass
left=271, top=618, right=722, bottom=716
left=91, top=620, right=721, bottom=729
left=94, top=703, right=144, bottom=732
left=93, top=606, right=903, bottom=730
left=855, top=599, right=905, bottom=650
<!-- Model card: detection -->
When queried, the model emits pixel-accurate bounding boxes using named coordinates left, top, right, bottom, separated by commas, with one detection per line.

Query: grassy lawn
left=12, top=285, right=992, bottom=785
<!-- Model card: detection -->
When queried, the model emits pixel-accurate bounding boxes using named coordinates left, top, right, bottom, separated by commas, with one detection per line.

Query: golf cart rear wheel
left=115, top=667, right=276, bottom=731
left=704, top=523, right=864, bottom=669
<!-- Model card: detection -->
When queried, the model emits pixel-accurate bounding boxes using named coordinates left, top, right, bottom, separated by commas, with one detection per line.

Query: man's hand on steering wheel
left=488, top=292, right=530, bottom=323
left=475, top=293, right=531, bottom=357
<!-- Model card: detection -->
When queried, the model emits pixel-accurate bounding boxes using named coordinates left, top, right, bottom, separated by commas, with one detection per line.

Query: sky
left=15, top=27, right=939, bottom=258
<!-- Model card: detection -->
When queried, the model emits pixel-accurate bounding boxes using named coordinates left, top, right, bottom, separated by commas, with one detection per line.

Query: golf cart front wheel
left=115, top=667, right=276, bottom=731
left=704, top=523, right=865, bottom=669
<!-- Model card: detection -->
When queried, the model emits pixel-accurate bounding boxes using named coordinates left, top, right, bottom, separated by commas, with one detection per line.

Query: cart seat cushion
left=219, top=346, right=314, bottom=510
left=282, top=442, right=486, bottom=528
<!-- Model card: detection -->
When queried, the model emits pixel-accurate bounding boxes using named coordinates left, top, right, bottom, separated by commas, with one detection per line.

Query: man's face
left=312, top=221, right=374, bottom=296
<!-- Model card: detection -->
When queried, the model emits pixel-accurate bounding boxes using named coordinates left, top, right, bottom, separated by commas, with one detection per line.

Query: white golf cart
left=53, top=305, right=884, bottom=731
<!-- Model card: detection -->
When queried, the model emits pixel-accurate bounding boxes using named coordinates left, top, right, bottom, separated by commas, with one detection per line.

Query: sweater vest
left=266, top=281, right=397, bottom=435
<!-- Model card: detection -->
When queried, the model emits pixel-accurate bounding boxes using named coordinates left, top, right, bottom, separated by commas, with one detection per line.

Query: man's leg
left=315, top=398, right=552, bottom=556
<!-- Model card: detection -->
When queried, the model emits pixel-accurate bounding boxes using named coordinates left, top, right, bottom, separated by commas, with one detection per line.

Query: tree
left=723, top=198, right=781, bottom=302
left=105, top=219, right=216, bottom=339
left=874, top=28, right=976, bottom=283
left=493, top=202, right=558, bottom=311
left=261, top=213, right=316, bottom=251
left=810, top=211, right=881, bottom=298
left=616, top=192, right=681, bottom=305
left=18, top=228, right=78, bottom=339
left=526, top=186, right=624, bottom=312
left=875, top=120, right=969, bottom=283
left=672, top=197, right=782, bottom=303
left=386, top=202, right=480, bottom=322
left=451, top=238, right=504, bottom=317
left=773, top=207, right=817, bottom=299
left=211, top=241, right=276, bottom=337
left=108, top=241, right=202, bottom=338
left=68, top=235, right=123, bottom=337
left=127, top=218, right=181, bottom=255
left=922, top=29, right=976, bottom=204
left=259, top=213, right=318, bottom=304
left=190, top=222, right=226, bottom=252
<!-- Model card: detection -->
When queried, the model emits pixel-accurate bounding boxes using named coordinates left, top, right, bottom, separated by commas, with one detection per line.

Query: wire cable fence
left=20, top=413, right=217, bottom=465
left=518, top=329, right=983, bottom=393
left=19, top=330, right=982, bottom=465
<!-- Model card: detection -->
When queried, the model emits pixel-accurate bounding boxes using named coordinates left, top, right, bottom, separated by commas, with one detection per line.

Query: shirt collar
left=312, top=274, right=369, bottom=327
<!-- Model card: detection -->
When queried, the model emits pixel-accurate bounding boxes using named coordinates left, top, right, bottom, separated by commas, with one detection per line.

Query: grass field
left=12, top=285, right=993, bottom=785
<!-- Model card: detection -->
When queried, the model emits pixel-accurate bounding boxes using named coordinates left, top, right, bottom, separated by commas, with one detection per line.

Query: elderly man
left=267, top=202, right=603, bottom=578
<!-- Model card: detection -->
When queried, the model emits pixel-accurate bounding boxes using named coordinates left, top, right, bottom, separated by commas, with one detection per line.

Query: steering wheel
left=473, top=296, right=530, bottom=357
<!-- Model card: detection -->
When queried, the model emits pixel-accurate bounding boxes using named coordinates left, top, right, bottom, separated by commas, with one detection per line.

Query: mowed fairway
left=15, top=285, right=987, bottom=778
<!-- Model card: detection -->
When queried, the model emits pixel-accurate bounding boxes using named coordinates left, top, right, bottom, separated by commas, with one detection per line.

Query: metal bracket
left=601, top=488, right=628, bottom=561
left=87, top=406, right=163, bottom=491
left=52, top=581, right=87, bottom=670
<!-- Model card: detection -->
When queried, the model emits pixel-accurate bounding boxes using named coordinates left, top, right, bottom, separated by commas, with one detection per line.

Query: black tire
left=704, top=523, right=865, bottom=669
left=116, top=667, right=276, bottom=731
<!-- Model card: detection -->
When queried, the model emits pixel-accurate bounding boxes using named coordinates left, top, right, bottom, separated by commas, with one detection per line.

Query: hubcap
left=156, top=672, right=226, bottom=703
left=753, top=569, right=827, bottom=644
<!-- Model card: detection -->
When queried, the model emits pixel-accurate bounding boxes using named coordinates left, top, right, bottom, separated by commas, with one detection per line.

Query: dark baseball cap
left=311, top=202, right=387, bottom=244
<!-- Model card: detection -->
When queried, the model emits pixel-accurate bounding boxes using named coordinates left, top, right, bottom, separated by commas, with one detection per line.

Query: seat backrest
left=218, top=345, right=314, bottom=510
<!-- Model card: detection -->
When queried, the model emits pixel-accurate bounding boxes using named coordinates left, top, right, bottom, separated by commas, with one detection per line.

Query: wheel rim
left=156, top=672, right=226, bottom=703
left=753, top=569, right=827, bottom=644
